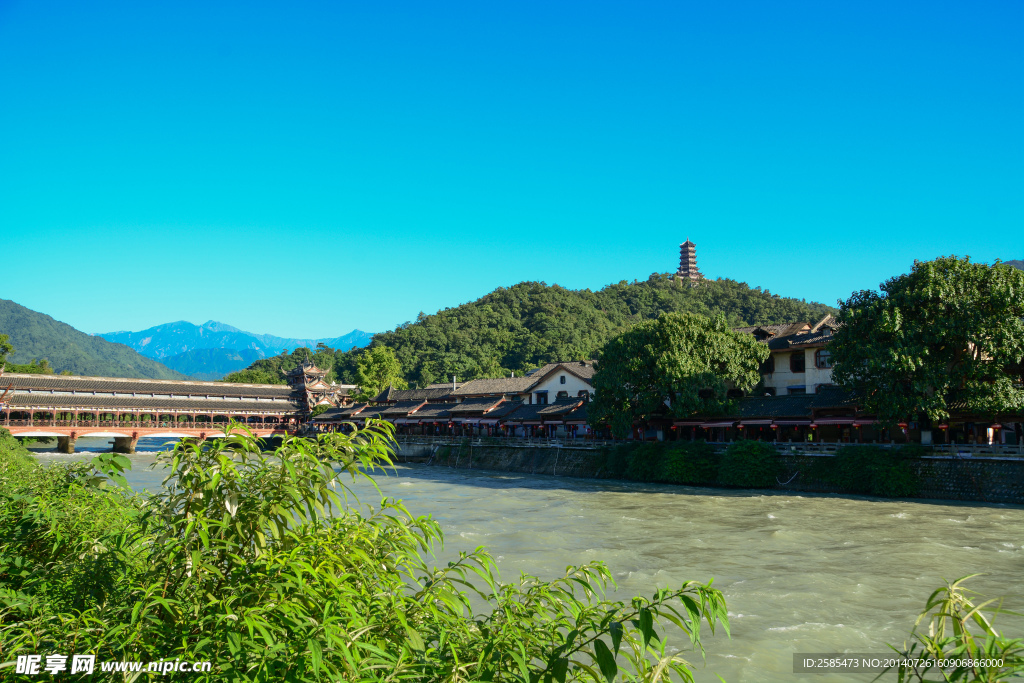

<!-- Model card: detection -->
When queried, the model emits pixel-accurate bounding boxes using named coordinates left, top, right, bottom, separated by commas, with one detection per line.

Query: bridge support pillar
left=57, top=436, right=77, bottom=454
left=113, top=435, right=139, bottom=454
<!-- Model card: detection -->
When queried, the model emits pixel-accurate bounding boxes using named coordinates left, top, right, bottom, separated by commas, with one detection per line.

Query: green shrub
left=603, top=442, right=635, bottom=478
left=625, top=441, right=668, bottom=482
left=661, top=440, right=720, bottom=485
left=891, top=575, right=1024, bottom=681
left=814, top=444, right=920, bottom=497
left=718, top=440, right=779, bottom=488
left=0, top=428, right=33, bottom=467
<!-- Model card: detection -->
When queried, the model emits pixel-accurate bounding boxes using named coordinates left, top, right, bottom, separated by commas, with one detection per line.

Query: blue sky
left=1, top=0, right=1021, bottom=338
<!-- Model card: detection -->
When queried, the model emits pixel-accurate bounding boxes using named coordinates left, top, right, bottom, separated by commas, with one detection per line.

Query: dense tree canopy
left=830, top=256, right=1024, bottom=424
left=589, top=313, right=768, bottom=438
left=352, top=346, right=408, bottom=400
left=225, top=277, right=831, bottom=388
left=0, top=333, right=57, bottom=375
left=222, top=277, right=832, bottom=388
left=221, top=344, right=340, bottom=385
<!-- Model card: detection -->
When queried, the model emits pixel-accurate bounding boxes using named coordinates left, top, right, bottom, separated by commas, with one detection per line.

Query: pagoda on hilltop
left=675, top=238, right=703, bottom=284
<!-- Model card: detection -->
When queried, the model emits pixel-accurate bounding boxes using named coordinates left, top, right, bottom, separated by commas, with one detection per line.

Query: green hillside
left=225, top=276, right=836, bottom=387
left=0, top=299, right=186, bottom=379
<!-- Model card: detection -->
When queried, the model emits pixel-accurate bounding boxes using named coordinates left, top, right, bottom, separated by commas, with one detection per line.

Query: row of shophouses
left=315, top=315, right=1024, bottom=446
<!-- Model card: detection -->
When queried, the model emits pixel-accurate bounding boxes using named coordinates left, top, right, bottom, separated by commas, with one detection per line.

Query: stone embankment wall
left=395, top=441, right=1024, bottom=504
left=772, top=454, right=1024, bottom=503
left=395, top=442, right=605, bottom=478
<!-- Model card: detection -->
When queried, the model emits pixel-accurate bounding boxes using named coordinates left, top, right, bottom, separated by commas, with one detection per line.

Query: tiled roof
left=504, top=398, right=584, bottom=422
left=501, top=403, right=548, bottom=422
left=529, top=361, right=598, bottom=383
left=381, top=400, right=428, bottom=416
left=564, top=402, right=589, bottom=422
left=453, top=362, right=598, bottom=397
left=454, top=376, right=536, bottom=396
left=314, top=403, right=381, bottom=421
left=8, top=394, right=303, bottom=413
left=407, top=403, right=453, bottom=420
left=733, top=386, right=858, bottom=419
left=482, top=401, right=526, bottom=419
left=449, top=396, right=505, bottom=414
left=0, top=373, right=296, bottom=398
left=734, top=316, right=836, bottom=350
left=786, top=330, right=835, bottom=348
left=733, top=322, right=808, bottom=337
left=371, top=386, right=457, bottom=402
left=371, top=386, right=397, bottom=403
left=424, top=382, right=466, bottom=390
left=311, top=407, right=348, bottom=422
left=357, top=405, right=391, bottom=419
left=337, top=403, right=370, bottom=417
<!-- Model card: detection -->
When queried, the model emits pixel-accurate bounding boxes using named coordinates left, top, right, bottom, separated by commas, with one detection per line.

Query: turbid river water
left=30, top=439, right=1024, bottom=682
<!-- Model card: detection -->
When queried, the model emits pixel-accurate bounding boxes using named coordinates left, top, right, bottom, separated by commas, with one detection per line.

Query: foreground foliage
left=1, top=424, right=731, bottom=682
left=890, top=575, right=1023, bottom=682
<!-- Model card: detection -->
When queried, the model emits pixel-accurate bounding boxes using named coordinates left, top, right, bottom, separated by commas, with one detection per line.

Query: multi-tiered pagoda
left=675, top=238, right=702, bottom=284
left=285, top=361, right=351, bottom=414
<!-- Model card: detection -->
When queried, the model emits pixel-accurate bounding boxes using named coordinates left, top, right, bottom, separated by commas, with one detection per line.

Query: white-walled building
left=735, top=315, right=837, bottom=396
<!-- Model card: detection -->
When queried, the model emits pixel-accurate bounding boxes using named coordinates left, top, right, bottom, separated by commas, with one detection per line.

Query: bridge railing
left=3, top=419, right=290, bottom=431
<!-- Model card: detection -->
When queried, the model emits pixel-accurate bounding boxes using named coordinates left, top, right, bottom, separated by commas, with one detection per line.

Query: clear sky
left=1, top=0, right=1021, bottom=338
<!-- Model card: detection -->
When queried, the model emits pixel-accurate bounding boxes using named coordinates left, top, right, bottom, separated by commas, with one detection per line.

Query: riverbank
left=394, top=438, right=1024, bottom=504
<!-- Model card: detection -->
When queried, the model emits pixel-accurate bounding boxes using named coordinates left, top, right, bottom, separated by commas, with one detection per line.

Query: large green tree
left=222, top=344, right=340, bottom=385
left=352, top=345, right=408, bottom=400
left=0, top=333, right=13, bottom=363
left=589, top=313, right=768, bottom=437
left=0, top=334, right=54, bottom=375
left=830, top=256, right=1024, bottom=425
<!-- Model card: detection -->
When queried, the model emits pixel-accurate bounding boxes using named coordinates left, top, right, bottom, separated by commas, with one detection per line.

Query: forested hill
left=0, top=299, right=186, bottom=379
left=225, top=275, right=835, bottom=387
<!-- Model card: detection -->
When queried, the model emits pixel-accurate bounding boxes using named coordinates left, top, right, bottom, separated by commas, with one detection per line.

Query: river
left=29, top=439, right=1024, bottom=682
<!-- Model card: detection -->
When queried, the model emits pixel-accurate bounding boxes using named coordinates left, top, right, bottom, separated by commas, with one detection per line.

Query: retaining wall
left=395, top=441, right=1024, bottom=504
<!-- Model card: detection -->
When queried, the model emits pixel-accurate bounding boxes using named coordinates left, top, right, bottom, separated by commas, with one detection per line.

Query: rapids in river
left=30, top=439, right=1024, bottom=682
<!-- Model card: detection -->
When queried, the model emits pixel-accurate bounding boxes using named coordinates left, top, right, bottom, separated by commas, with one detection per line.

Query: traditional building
left=311, top=360, right=599, bottom=438
left=284, top=361, right=355, bottom=412
left=1, top=372, right=310, bottom=452
left=675, top=239, right=702, bottom=284
left=735, top=315, right=838, bottom=396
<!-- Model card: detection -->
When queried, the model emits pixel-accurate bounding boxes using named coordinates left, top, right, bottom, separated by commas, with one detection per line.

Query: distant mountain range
left=1006, top=260, right=1023, bottom=270
left=0, top=299, right=186, bottom=379
left=97, top=321, right=373, bottom=379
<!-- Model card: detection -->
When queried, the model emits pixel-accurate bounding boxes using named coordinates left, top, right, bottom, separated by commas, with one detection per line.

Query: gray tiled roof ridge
left=8, top=395, right=304, bottom=413
left=0, top=372, right=293, bottom=391
left=453, top=360, right=597, bottom=395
